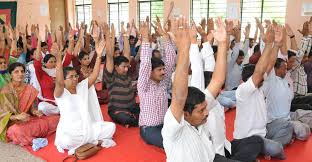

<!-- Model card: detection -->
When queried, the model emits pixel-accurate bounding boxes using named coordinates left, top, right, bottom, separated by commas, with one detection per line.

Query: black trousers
left=108, top=106, right=140, bottom=127
left=230, top=135, right=263, bottom=162
left=214, top=154, right=242, bottom=162
left=291, top=95, right=312, bottom=112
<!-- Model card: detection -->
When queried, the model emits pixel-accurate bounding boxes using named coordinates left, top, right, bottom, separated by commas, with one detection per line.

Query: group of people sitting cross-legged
left=1, top=12, right=312, bottom=162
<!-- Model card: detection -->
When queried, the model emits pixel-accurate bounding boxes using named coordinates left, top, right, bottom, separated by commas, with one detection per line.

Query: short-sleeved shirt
left=264, top=70, right=293, bottom=123
left=234, top=77, right=267, bottom=139
left=162, top=89, right=217, bottom=162
left=103, top=68, right=136, bottom=112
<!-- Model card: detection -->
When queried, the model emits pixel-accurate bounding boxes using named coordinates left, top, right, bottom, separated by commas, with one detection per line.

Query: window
left=138, top=0, right=164, bottom=24
left=191, top=0, right=227, bottom=24
left=108, top=0, right=129, bottom=34
left=75, top=0, right=92, bottom=26
left=240, top=0, right=287, bottom=39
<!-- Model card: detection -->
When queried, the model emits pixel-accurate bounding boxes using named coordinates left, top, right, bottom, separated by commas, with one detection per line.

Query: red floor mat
left=23, top=106, right=312, bottom=162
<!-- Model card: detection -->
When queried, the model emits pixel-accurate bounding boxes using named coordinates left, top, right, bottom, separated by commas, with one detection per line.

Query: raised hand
left=51, top=42, right=60, bottom=57
left=140, top=21, right=149, bottom=42
left=190, top=21, right=197, bottom=43
left=285, top=24, right=294, bottom=37
left=233, top=27, right=241, bottom=42
left=225, top=19, right=234, bottom=35
left=298, top=21, right=309, bottom=36
left=45, top=24, right=49, bottom=33
left=172, top=16, right=190, bottom=52
left=264, top=19, right=271, bottom=28
left=263, top=25, right=275, bottom=44
left=91, top=23, right=99, bottom=43
left=255, top=17, right=264, bottom=35
left=153, top=18, right=167, bottom=37
left=274, top=25, right=283, bottom=45
left=244, top=23, right=251, bottom=39
left=200, top=18, right=206, bottom=32
left=212, top=17, right=227, bottom=43
left=207, top=18, right=214, bottom=33
left=95, top=37, right=106, bottom=55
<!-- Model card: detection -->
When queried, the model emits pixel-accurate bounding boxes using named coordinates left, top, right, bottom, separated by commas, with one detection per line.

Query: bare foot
left=125, top=124, right=130, bottom=128
left=264, top=155, right=271, bottom=160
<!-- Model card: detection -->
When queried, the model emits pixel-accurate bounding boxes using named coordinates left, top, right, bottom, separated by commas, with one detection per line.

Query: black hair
left=204, top=71, right=213, bottom=88
left=78, top=51, right=88, bottom=60
left=242, top=64, right=256, bottom=82
left=41, top=42, right=48, bottom=48
left=129, top=35, right=136, bottom=40
left=114, top=47, right=120, bottom=52
left=63, top=66, right=76, bottom=80
left=212, top=45, right=218, bottom=54
left=114, top=56, right=129, bottom=66
left=8, top=62, right=25, bottom=74
left=43, top=54, right=56, bottom=63
left=253, top=44, right=260, bottom=54
left=274, top=58, right=286, bottom=69
left=152, top=49, right=160, bottom=58
left=238, top=50, right=245, bottom=57
left=288, top=50, right=296, bottom=59
left=26, top=35, right=31, bottom=39
left=151, top=57, right=165, bottom=70
left=184, top=87, right=206, bottom=114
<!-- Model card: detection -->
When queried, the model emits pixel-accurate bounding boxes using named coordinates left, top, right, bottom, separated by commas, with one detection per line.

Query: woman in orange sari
left=0, top=62, right=59, bottom=146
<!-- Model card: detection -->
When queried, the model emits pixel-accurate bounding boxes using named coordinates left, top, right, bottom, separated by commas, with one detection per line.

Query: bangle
left=290, top=35, right=295, bottom=38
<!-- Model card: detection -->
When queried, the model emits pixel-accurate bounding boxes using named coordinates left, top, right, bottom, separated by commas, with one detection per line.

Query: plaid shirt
left=138, top=40, right=176, bottom=126
left=290, top=35, right=312, bottom=96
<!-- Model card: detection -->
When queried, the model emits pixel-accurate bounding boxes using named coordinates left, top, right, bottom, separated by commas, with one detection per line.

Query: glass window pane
left=75, top=0, right=84, bottom=5
left=139, top=2, right=151, bottom=22
left=209, top=0, right=226, bottom=18
left=84, top=0, right=91, bottom=4
left=151, top=1, right=163, bottom=22
left=108, top=2, right=129, bottom=36
left=263, top=0, right=286, bottom=24
left=191, top=0, right=226, bottom=24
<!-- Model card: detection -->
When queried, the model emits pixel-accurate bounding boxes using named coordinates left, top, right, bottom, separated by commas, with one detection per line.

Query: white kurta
left=54, top=79, right=116, bottom=155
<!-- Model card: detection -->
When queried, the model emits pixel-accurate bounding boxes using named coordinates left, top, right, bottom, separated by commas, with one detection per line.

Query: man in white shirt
left=162, top=17, right=262, bottom=162
left=234, top=25, right=287, bottom=160
left=265, top=58, right=310, bottom=142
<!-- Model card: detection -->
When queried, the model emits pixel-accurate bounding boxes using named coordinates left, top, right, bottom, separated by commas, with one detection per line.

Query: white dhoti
left=55, top=79, right=116, bottom=155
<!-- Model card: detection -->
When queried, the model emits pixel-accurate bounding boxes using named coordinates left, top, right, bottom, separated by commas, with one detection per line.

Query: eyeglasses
left=66, top=74, right=79, bottom=80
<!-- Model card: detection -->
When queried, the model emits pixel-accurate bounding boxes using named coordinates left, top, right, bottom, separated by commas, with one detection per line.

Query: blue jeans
left=140, top=125, right=163, bottom=148
left=217, top=90, right=236, bottom=108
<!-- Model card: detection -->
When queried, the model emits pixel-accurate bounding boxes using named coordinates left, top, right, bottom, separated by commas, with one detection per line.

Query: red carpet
left=23, top=107, right=312, bottom=162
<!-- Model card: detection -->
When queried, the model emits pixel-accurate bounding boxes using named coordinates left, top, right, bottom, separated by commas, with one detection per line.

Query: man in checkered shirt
left=137, top=20, right=176, bottom=148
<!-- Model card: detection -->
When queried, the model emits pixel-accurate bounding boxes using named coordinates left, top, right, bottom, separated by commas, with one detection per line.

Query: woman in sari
left=0, top=62, right=59, bottom=145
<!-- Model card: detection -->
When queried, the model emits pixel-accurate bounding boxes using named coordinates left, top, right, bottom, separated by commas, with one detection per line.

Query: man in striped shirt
left=103, top=24, right=139, bottom=128
left=137, top=20, right=176, bottom=148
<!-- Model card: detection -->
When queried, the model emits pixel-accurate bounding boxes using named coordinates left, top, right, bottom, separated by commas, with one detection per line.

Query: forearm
left=88, top=56, right=101, bottom=86
left=212, top=42, right=227, bottom=84
left=266, top=45, right=279, bottom=73
left=255, top=44, right=272, bottom=74
left=123, top=36, right=131, bottom=61
left=171, top=49, right=189, bottom=122
left=290, top=37, right=298, bottom=51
